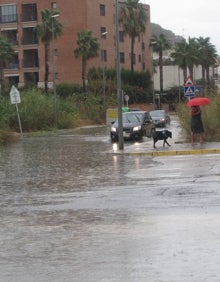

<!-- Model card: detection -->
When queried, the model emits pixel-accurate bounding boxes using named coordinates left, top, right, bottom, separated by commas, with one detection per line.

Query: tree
left=0, top=36, right=15, bottom=95
left=74, top=30, right=99, bottom=92
left=36, top=9, right=63, bottom=93
left=119, top=0, right=148, bottom=72
left=150, top=34, right=171, bottom=95
left=171, top=37, right=218, bottom=86
left=196, top=37, right=218, bottom=85
left=171, top=38, right=199, bottom=82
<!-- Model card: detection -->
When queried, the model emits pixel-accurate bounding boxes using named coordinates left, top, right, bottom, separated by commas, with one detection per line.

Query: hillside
left=151, top=23, right=184, bottom=46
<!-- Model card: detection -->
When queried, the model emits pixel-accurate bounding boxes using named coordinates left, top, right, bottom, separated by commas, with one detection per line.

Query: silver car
left=149, top=110, right=171, bottom=127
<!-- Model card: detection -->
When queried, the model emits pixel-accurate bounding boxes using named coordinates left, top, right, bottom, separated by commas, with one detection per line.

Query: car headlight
left=111, top=127, right=117, bottom=132
left=133, top=125, right=141, bottom=131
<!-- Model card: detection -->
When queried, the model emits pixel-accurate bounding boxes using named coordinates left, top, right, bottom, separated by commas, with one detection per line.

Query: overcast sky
left=141, top=0, right=220, bottom=55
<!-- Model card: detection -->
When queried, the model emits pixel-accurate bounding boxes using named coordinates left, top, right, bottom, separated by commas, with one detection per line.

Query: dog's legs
left=164, top=140, right=171, bottom=147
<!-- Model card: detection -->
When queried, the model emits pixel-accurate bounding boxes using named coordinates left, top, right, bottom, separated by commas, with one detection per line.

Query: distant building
left=0, top=0, right=152, bottom=88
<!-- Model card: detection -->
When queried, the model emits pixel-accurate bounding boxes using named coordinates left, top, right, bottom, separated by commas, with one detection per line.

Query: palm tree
left=150, top=34, right=171, bottom=95
left=196, top=37, right=218, bottom=85
left=119, top=0, right=148, bottom=72
left=0, top=36, right=15, bottom=95
left=171, top=37, right=218, bottom=86
left=74, top=30, right=99, bottom=92
left=36, top=9, right=63, bottom=93
left=171, top=37, right=199, bottom=83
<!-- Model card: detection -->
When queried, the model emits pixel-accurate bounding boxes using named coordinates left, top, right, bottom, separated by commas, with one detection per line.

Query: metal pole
left=51, top=14, right=59, bottom=128
left=101, top=32, right=108, bottom=114
left=15, top=103, right=23, bottom=137
left=115, top=0, right=124, bottom=150
left=178, top=66, right=181, bottom=103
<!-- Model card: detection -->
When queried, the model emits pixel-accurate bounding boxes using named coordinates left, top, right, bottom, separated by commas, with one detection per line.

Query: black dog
left=153, top=130, right=172, bottom=148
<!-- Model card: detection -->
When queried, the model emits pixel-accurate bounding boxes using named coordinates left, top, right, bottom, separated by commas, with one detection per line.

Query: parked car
left=110, top=111, right=155, bottom=142
left=149, top=110, right=171, bottom=127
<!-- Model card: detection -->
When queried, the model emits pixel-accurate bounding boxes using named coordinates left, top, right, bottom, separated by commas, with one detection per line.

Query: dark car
left=149, top=110, right=171, bottom=127
left=110, top=111, right=155, bottom=142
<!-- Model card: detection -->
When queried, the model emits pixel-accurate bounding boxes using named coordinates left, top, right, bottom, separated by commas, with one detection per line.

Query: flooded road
left=1, top=123, right=220, bottom=282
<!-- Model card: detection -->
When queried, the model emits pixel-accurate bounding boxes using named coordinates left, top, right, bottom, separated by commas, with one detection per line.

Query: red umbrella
left=186, top=97, right=211, bottom=107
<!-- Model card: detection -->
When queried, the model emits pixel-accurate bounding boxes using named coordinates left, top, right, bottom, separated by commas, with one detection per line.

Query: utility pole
left=115, top=0, right=124, bottom=150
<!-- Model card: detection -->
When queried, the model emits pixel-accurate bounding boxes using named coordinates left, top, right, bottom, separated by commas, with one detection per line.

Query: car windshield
left=123, top=112, right=143, bottom=123
left=150, top=110, right=165, bottom=117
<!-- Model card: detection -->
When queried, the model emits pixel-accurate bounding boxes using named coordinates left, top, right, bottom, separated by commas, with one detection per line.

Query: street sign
left=184, top=76, right=194, bottom=86
left=184, top=86, right=195, bottom=97
left=10, top=85, right=21, bottom=104
left=9, top=85, right=23, bottom=136
left=184, top=76, right=195, bottom=97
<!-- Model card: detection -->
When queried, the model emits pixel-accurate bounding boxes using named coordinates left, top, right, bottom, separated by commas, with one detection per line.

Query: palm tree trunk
left=159, top=50, right=163, bottom=94
left=205, top=66, right=210, bottom=85
left=202, top=65, right=206, bottom=81
left=188, top=65, right=194, bottom=81
left=131, top=36, right=135, bottom=72
left=0, top=65, right=4, bottom=96
left=82, top=58, right=87, bottom=92
left=182, top=66, right=187, bottom=83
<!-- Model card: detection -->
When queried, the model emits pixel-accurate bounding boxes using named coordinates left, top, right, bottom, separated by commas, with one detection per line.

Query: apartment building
left=0, top=0, right=152, bottom=88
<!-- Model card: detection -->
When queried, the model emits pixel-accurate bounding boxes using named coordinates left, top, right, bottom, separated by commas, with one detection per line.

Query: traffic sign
left=10, top=85, right=21, bottom=104
left=184, top=86, right=195, bottom=97
left=184, top=76, right=194, bottom=86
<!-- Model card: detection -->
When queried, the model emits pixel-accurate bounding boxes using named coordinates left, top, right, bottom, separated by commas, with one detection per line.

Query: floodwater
left=1, top=124, right=220, bottom=282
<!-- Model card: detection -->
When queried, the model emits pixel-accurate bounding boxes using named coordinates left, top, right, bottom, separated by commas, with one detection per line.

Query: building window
left=139, top=54, right=141, bottom=63
left=119, top=31, right=124, bottom=42
left=100, top=4, right=105, bottom=16
left=101, top=50, right=107, bottom=62
left=0, top=4, right=17, bottom=23
left=120, top=52, right=125, bottom=64
left=100, top=27, right=107, bottom=38
left=130, top=53, right=136, bottom=65
left=51, top=2, right=57, bottom=9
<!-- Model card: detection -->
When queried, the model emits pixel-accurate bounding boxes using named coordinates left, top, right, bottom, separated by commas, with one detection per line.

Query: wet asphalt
left=1, top=115, right=220, bottom=282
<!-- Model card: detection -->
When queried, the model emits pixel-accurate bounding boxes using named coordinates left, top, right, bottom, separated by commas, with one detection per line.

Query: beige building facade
left=0, top=0, right=152, bottom=88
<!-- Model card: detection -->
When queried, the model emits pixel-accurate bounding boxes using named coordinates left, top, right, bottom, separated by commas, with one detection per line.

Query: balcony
left=21, top=4, right=37, bottom=22
left=1, top=29, right=18, bottom=45
left=21, top=27, right=38, bottom=45
left=23, top=49, right=39, bottom=68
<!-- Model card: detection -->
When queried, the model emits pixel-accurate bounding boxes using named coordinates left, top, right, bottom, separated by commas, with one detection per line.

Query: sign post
left=10, top=85, right=23, bottom=136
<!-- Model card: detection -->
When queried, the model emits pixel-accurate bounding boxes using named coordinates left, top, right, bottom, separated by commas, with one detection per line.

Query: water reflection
left=0, top=128, right=155, bottom=282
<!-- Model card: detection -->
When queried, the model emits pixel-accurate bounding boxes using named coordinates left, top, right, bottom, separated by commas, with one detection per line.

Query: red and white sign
left=184, top=76, right=194, bottom=86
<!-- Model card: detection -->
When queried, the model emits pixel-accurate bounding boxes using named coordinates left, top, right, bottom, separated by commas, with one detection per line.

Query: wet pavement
left=1, top=116, right=220, bottom=282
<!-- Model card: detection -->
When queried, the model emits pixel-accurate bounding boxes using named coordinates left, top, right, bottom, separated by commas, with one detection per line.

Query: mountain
left=151, top=23, right=184, bottom=46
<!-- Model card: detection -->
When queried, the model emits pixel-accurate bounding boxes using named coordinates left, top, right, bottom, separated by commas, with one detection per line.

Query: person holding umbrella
left=190, top=105, right=204, bottom=144
left=187, top=96, right=211, bottom=144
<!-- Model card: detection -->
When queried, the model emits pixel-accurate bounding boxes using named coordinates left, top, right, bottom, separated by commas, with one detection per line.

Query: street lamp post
left=51, top=14, right=59, bottom=127
left=115, top=0, right=123, bottom=150
left=101, top=31, right=108, bottom=113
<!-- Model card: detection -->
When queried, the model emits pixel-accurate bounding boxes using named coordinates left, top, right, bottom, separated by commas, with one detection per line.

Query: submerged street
left=1, top=120, right=220, bottom=282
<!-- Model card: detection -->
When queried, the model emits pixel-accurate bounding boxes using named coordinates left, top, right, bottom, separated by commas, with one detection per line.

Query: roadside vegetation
left=177, top=93, right=220, bottom=142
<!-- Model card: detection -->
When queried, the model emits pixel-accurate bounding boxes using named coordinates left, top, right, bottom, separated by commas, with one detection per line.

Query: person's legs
left=191, top=131, right=195, bottom=144
left=199, top=133, right=204, bottom=144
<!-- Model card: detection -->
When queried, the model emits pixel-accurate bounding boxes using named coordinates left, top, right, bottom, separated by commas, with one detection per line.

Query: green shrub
left=177, top=95, right=220, bottom=141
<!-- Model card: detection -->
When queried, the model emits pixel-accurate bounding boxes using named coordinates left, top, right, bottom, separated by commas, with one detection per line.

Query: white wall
left=153, top=65, right=203, bottom=91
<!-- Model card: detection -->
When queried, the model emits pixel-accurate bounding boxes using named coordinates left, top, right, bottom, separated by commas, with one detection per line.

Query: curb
left=115, top=148, right=220, bottom=157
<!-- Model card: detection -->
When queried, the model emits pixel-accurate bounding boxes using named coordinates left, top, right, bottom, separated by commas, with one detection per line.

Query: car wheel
left=133, top=134, right=141, bottom=141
